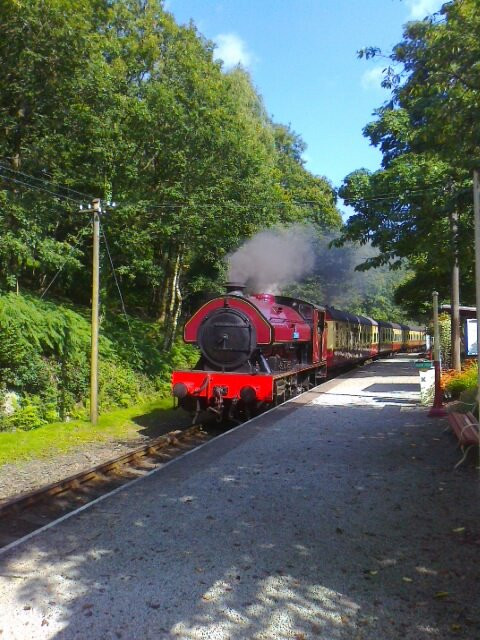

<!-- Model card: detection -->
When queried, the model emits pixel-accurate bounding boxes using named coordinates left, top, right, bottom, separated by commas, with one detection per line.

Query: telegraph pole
left=90, top=198, right=101, bottom=425
left=473, top=170, right=480, bottom=413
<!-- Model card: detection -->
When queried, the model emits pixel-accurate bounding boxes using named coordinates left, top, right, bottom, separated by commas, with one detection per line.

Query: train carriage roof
left=399, top=323, right=424, bottom=332
left=326, top=306, right=378, bottom=326
left=358, top=314, right=378, bottom=326
left=377, top=320, right=403, bottom=330
left=266, top=297, right=424, bottom=332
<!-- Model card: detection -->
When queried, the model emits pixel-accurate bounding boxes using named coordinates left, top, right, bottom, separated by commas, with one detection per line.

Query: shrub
left=0, top=292, right=198, bottom=425
left=443, top=361, right=478, bottom=399
left=1, top=403, right=46, bottom=432
left=98, top=359, right=155, bottom=411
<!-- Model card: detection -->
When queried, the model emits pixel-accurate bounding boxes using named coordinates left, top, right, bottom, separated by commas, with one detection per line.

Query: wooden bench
left=447, top=411, right=480, bottom=468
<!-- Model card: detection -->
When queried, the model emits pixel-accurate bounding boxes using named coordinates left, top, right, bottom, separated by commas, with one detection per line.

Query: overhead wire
left=342, top=185, right=472, bottom=205
left=0, top=170, right=82, bottom=204
left=0, top=160, right=95, bottom=202
left=0, top=159, right=472, bottom=209
left=110, top=182, right=469, bottom=211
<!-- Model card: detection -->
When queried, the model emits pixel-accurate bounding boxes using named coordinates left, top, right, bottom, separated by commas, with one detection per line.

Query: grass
left=0, top=396, right=185, bottom=467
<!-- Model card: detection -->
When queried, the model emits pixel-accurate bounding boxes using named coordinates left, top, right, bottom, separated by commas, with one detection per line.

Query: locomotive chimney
left=226, top=282, right=246, bottom=296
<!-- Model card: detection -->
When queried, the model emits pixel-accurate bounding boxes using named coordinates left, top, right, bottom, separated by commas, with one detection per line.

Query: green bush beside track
left=0, top=293, right=197, bottom=432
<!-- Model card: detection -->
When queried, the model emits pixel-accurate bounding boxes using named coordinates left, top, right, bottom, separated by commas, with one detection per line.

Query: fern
left=0, top=293, right=197, bottom=431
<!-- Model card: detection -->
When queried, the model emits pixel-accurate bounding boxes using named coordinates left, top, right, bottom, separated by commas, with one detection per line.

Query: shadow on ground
left=131, top=404, right=193, bottom=439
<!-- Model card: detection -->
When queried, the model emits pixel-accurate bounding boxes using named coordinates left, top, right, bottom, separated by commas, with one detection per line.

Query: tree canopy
left=337, top=0, right=478, bottom=317
left=0, top=0, right=341, bottom=346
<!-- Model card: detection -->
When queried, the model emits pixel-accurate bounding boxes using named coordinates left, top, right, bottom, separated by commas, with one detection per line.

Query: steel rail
left=0, top=426, right=209, bottom=548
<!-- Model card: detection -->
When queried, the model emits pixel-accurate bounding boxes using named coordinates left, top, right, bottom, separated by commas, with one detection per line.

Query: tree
left=272, top=124, right=341, bottom=229
left=0, top=0, right=341, bottom=351
left=337, top=0, right=479, bottom=365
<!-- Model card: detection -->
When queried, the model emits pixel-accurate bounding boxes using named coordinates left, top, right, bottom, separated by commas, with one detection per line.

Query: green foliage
left=272, top=124, right=341, bottom=229
left=337, top=1, right=479, bottom=316
left=0, top=0, right=340, bottom=322
left=0, top=0, right=343, bottom=427
left=153, top=340, right=200, bottom=396
left=0, top=293, right=197, bottom=431
left=0, top=397, right=178, bottom=466
left=2, top=404, right=46, bottom=432
left=98, top=360, right=152, bottom=410
left=439, top=312, right=452, bottom=369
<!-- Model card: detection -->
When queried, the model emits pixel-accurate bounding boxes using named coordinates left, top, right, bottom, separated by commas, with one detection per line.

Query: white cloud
left=406, top=0, right=444, bottom=20
left=214, top=33, right=252, bottom=70
left=361, top=66, right=385, bottom=90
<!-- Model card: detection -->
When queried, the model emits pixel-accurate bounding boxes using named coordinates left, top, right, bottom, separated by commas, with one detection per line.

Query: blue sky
left=167, top=0, right=444, bottom=215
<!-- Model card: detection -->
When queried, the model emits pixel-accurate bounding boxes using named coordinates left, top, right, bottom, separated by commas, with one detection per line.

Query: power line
left=0, top=160, right=95, bottom=202
left=111, top=184, right=467, bottom=211
left=0, top=170, right=82, bottom=204
left=340, top=185, right=472, bottom=206
left=0, top=163, right=471, bottom=210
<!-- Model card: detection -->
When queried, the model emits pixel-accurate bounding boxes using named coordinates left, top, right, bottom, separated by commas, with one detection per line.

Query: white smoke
left=227, top=225, right=315, bottom=293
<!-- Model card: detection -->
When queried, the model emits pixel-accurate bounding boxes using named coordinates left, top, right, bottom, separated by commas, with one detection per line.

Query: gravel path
left=0, top=356, right=478, bottom=640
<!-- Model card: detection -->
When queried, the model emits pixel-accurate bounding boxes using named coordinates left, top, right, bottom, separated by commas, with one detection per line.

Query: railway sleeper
left=135, top=459, right=159, bottom=470
left=150, top=451, right=174, bottom=461
left=121, top=467, right=150, bottom=477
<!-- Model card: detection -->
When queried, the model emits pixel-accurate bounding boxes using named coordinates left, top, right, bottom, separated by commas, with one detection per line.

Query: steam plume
left=227, top=225, right=315, bottom=293
left=283, top=231, right=409, bottom=315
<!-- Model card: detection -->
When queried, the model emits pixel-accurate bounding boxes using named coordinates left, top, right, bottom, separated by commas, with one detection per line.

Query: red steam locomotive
left=172, top=283, right=426, bottom=421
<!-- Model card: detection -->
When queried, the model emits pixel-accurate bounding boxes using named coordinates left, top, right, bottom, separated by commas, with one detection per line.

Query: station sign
left=465, top=318, right=478, bottom=356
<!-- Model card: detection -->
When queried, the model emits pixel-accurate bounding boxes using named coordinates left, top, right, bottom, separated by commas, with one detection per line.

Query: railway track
left=0, top=425, right=211, bottom=552
left=0, top=358, right=392, bottom=553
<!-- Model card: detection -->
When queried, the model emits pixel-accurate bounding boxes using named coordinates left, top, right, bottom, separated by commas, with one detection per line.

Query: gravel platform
left=0, top=356, right=479, bottom=640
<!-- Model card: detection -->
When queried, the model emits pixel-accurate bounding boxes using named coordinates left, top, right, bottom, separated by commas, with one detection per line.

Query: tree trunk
left=162, top=246, right=183, bottom=351
left=163, top=271, right=183, bottom=352
left=450, top=210, right=461, bottom=372
left=157, top=245, right=173, bottom=324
